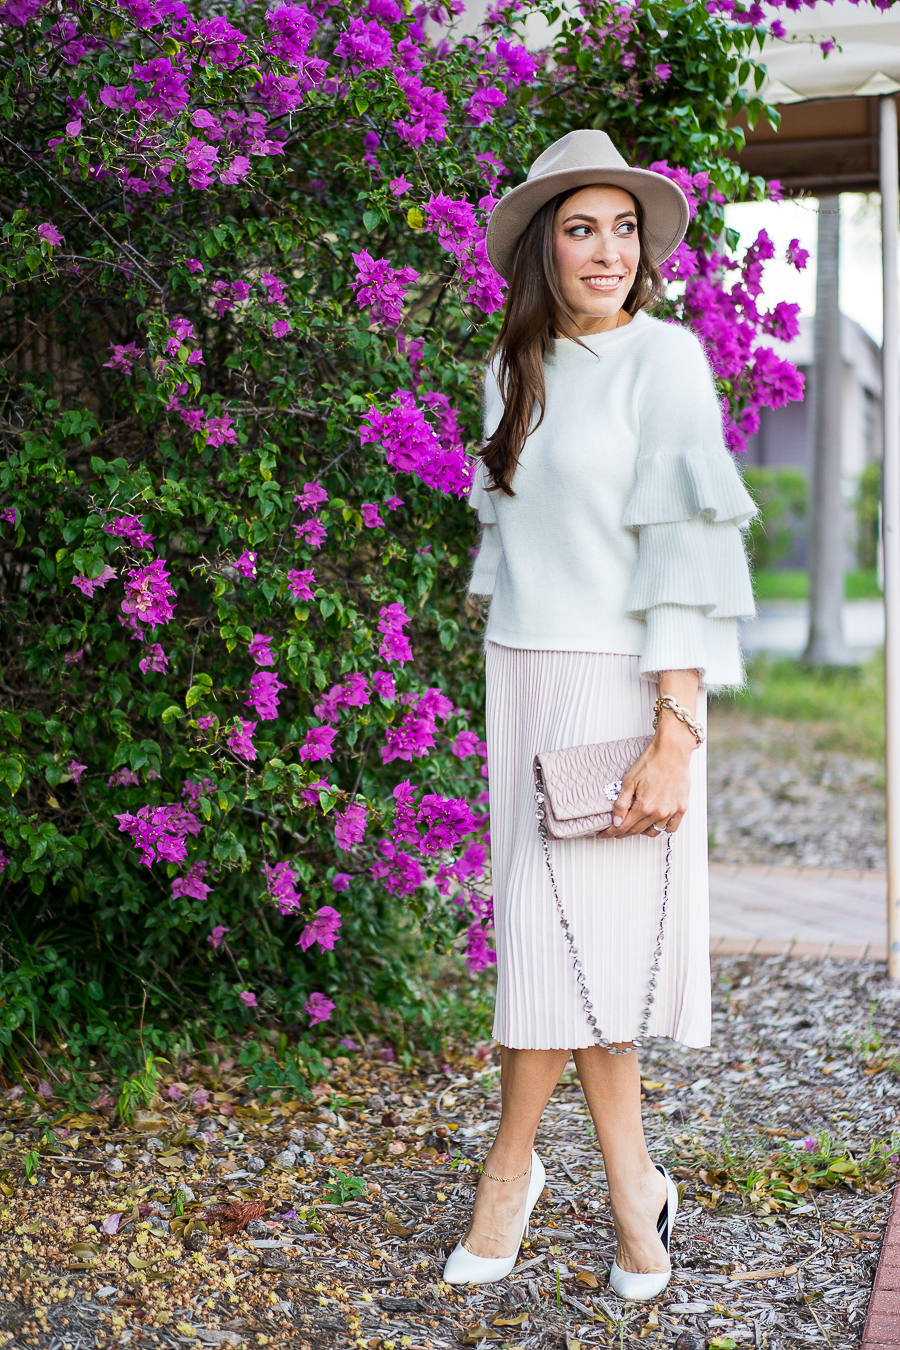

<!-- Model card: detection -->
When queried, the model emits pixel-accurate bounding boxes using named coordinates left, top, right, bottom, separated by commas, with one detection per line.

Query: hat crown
left=526, top=129, right=629, bottom=183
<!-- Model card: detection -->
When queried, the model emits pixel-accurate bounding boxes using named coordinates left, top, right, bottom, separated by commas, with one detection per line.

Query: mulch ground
left=2, top=952, right=899, bottom=1350
left=707, top=712, right=885, bottom=872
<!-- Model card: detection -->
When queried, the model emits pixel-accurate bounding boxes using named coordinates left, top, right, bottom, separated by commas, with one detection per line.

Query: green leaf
left=363, top=210, right=380, bottom=233
left=185, top=685, right=207, bottom=708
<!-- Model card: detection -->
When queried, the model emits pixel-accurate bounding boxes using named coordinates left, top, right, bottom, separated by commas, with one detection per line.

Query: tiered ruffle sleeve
left=625, top=329, right=757, bottom=689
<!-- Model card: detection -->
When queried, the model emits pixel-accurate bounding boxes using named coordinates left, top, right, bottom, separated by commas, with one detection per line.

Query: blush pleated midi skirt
left=486, top=643, right=711, bottom=1050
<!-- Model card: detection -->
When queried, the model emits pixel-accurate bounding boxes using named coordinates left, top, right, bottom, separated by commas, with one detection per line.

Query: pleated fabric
left=486, top=644, right=711, bottom=1051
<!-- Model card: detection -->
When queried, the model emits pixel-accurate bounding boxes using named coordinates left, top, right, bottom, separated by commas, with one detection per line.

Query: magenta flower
left=207, top=925, right=230, bottom=949
left=476, top=152, right=507, bottom=188
left=183, top=778, right=215, bottom=801
left=653, top=61, right=671, bottom=80
left=372, top=670, right=397, bottom=700
left=315, top=674, right=370, bottom=722
left=299, top=725, right=337, bottom=762
left=233, top=550, right=257, bottom=578
left=266, top=859, right=303, bottom=915
left=67, top=759, right=87, bottom=783
left=304, top=991, right=335, bottom=1027
left=287, top=567, right=316, bottom=601
left=786, top=238, right=810, bottom=271
left=191, top=13, right=248, bottom=66
left=108, top=767, right=140, bottom=787
left=121, top=560, right=176, bottom=627
left=371, top=840, right=426, bottom=896
left=72, top=565, right=117, bottom=598
left=103, top=342, right=144, bottom=375
left=351, top=250, right=419, bottom=328
left=264, top=2, right=318, bottom=62
left=172, top=860, right=212, bottom=901
left=219, top=155, right=252, bottom=186
left=183, top=136, right=219, bottom=189
left=334, top=802, right=367, bottom=850
left=226, top=717, right=258, bottom=761
left=239, top=990, right=258, bottom=1009
left=452, top=730, right=481, bottom=759
left=294, top=482, right=329, bottom=511
left=166, top=1084, right=184, bottom=1100
left=295, top=517, right=327, bottom=549
left=298, top=905, right=343, bottom=952
left=416, top=793, right=477, bottom=855
left=260, top=272, right=287, bottom=305
left=334, top=16, right=393, bottom=68
left=377, top=602, right=413, bottom=664
left=465, top=921, right=497, bottom=973
left=63, top=649, right=84, bottom=664
left=332, top=873, right=352, bottom=892
left=115, top=802, right=202, bottom=867
left=139, top=643, right=169, bottom=674
left=103, top=515, right=155, bottom=549
left=361, top=503, right=385, bottom=528
left=466, top=86, right=505, bottom=125
left=394, top=74, right=448, bottom=147
left=360, top=391, right=474, bottom=497
left=245, top=670, right=286, bottom=720
left=37, top=222, right=63, bottom=245
left=205, top=413, right=237, bottom=448
left=170, top=316, right=196, bottom=343
left=1, top=507, right=15, bottom=525
left=196, top=714, right=217, bottom=730
left=272, top=319, right=294, bottom=339
left=248, top=633, right=276, bottom=666
left=389, top=175, right=411, bottom=197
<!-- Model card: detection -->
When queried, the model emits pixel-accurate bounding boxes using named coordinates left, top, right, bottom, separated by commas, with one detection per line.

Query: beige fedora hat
left=486, top=128, right=690, bottom=281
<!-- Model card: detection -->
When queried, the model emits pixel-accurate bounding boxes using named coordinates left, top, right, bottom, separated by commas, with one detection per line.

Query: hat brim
left=486, top=166, right=690, bottom=282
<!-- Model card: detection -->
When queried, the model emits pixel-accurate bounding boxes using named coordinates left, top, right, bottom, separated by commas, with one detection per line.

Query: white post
left=880, top=94, right=900, bottom=980
left=805, top=196, right=853, bottom=666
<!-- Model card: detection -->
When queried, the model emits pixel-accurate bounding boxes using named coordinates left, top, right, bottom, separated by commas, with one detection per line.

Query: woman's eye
left=616, top=221, right=637, bottom=235
left=569, top=226, right=592, bottom=238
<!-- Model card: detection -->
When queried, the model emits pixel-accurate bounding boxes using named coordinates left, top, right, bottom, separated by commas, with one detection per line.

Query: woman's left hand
left=598, top=725, right=695, bottom=839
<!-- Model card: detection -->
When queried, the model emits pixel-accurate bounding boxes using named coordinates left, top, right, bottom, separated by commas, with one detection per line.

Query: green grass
left=712, top=653, right=885, bottom=758
left=754, top=569, right=883, bottom=601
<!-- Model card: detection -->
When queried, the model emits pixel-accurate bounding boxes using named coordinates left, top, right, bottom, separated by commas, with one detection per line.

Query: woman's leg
left=573, top=1044, right=668, bottom=1273
left=462, top=1046, right=569, bottom=1259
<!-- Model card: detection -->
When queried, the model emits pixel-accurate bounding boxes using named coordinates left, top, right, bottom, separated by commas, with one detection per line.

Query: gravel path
left=707, top=712, right=886, bottom=871
left=2, top=954, right=899, bottom=1348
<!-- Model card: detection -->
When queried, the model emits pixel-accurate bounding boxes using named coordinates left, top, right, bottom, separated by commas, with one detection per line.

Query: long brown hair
left=482, top=186, right=664, bottom=496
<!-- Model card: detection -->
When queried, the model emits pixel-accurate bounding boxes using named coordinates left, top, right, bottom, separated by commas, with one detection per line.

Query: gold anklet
left=479, top=1163, right=530, bottom=1182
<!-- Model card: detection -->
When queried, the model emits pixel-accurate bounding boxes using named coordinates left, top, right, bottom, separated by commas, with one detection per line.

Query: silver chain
left=533, top=760, right=671, bottom=1055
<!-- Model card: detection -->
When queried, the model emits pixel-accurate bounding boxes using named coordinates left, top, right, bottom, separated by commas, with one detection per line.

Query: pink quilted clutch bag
left=533, top=735, right=652, bottom=840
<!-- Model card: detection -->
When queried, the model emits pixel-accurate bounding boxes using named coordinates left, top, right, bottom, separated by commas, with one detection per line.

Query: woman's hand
left=598, top=735, right=692, bottom=837
left=599, top=669, right=701, bottom=839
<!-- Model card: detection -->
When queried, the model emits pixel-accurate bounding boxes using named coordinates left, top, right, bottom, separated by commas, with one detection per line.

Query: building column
left=804, top=195, right=853, bottom=666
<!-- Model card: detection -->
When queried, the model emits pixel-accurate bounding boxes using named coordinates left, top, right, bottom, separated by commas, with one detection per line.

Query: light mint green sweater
left=468, top=311, right=757, bottom=689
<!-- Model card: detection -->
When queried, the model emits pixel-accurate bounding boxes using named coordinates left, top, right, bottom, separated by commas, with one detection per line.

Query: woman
left=443, top=130, right=756, bottom=1299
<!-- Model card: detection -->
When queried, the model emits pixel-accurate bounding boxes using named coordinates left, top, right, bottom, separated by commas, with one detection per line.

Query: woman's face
left=552, top=185, right=642, bottom=334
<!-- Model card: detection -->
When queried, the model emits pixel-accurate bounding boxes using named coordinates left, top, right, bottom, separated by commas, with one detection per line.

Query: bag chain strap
left=533, top=760, right=671, bottom=1055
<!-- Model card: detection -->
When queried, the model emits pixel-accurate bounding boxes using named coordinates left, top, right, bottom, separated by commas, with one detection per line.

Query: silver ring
left=649, top=822, right=666, bottom=834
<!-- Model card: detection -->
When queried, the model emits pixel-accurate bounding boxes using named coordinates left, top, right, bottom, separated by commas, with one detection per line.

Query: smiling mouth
left=581, top=274, right=626, bottom=290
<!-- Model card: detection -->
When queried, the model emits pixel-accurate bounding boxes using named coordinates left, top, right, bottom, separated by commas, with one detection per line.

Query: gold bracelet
left=479, top=1163, right=531, bottom=1182
left=653, top=695, right=705, bottom=746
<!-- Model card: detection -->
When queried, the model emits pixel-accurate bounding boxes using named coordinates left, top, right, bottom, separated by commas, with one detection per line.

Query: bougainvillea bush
left=0, top=0, right=805, bottom=1084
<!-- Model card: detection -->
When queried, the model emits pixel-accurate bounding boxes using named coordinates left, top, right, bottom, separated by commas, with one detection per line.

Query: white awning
left=758, top=0, right=900, bottom=102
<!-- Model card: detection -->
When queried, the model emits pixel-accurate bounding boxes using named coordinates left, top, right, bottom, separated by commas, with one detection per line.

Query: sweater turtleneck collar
left=548, top=309, right=651, bottom=367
